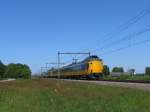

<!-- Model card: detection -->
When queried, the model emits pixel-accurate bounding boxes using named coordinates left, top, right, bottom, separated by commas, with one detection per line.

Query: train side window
left=81, top=64, right=87, bottom=70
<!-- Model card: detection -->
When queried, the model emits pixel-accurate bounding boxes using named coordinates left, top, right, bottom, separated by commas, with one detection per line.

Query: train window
left=80, top=64, right=88, bottom=70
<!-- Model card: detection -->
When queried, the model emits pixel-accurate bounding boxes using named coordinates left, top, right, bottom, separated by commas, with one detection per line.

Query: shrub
left=145, top=67, right=150, bottom=75
left=103, top=65, right=110, bottom=76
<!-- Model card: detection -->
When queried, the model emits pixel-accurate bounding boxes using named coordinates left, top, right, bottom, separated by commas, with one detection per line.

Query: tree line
left=103, top=65, right=150, bottom=76
left=0, top=60, right=31, bottom=79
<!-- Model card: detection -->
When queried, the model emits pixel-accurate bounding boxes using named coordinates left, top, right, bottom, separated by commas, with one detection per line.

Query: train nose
left=88, top=61, right=103, bottom=74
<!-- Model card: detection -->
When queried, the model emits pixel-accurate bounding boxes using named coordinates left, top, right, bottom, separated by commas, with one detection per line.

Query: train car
left=47, top=55, right=104, bottom=79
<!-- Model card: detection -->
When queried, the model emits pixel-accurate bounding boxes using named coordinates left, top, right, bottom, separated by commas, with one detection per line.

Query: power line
left=97, top=25, right=150, bottom=51
left=101, top=38, right=150, bottom=56
left=100, top=6, right=150, bottom=45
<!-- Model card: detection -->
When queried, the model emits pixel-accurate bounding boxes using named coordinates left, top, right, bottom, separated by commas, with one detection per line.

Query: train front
left=86, top=55, right=104, bottom=78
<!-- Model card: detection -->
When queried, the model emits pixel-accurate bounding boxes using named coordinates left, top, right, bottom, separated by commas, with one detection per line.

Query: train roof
left=82, top=55, right=101, bottom=62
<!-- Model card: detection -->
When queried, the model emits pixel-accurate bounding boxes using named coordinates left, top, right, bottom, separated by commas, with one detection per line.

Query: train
left=46, top=55, right=104, bottom=79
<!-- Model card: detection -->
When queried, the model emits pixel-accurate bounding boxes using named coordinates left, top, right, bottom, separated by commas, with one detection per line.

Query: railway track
left=59, top=79, right=150, bottom=91
left=87, top=79, right=150, bottom=84
left=46, top=77, right=150, bottom=84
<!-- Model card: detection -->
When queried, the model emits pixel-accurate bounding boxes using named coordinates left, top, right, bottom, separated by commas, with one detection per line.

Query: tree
left=112, top=67, right=124, bottom=73
left=0, top=60, right=5, bottom=78
left=103, top=65, right=110, bottom=76
left=4, top=63, right=31, bottom=79
left=145, top=67, right=150, bottom=75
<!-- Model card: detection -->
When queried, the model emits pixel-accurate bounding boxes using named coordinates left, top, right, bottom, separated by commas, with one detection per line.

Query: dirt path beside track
left=0, top=79, right=16, bottom=83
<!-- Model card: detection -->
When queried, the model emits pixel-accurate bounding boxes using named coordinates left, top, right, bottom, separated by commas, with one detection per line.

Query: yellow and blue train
left=47, top=55, right=104, bottom=79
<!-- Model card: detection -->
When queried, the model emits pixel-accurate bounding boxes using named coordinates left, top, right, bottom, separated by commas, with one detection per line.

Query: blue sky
left=0, top=0, right=150, bottom=73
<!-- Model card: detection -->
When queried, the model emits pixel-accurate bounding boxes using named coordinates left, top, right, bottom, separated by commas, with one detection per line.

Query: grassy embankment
left=0, top=79, right=150, bottom=112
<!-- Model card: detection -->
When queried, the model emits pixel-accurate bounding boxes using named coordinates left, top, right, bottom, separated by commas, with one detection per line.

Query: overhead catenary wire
left=76, top=28, right=149, bottom=60
left=99, top=6, right=150, bottom=45
left=96, top=25, right=150, bottom=51
left=100, top=38, right=150, bottom=56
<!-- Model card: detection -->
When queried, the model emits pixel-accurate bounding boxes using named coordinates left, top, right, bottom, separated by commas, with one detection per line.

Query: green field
left=0, top=79, right=150, bottom=112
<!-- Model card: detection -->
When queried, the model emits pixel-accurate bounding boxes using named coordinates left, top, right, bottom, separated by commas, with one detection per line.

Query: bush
left=0, top=61, right=6, bottom=78
left=103, top=65, right=110, bottom=76
left=145, top=67, right=150, bottom=75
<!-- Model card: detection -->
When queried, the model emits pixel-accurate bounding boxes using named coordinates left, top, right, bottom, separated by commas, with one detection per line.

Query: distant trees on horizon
left=112, top=67, right=124, bottom=73
left=109, top=66, right=150, bottom=76
left=0, top=60, right=31, bottom=79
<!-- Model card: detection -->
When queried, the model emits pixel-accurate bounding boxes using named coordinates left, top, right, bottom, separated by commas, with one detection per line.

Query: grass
left=0, top=79, right=150, bottom=112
